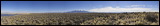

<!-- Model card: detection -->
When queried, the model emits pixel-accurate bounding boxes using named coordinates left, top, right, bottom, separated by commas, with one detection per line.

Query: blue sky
left=1, top=1, right=159, bottom=13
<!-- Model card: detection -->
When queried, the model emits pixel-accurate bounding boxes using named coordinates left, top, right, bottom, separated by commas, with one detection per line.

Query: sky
left=1, top=1, right=159, bottom=13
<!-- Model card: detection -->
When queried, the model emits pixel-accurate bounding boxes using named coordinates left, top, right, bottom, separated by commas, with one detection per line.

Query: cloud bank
left=129, top=5, right=146, bottom=7
left=1, top=11, right=30, bottom=13
left=87, top=7, right=159, bottom=12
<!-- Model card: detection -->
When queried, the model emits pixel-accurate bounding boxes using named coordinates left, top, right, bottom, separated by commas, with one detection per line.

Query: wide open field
left=1, top=12, right=159, bottom=25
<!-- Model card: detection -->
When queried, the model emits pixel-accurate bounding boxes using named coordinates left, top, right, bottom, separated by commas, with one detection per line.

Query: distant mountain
left=1, top=13, right=30, bottom=14
left=64, top=10, right=128, bottom=13
left=1, top=14, right=17, bottom=16
left=46, top=10, right=146, bottom=13
left=65, top=10, right=92, bottom=13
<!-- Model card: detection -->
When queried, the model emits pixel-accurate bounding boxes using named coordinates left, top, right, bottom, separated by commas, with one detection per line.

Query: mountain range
left=1, top=10, right=140, bottom=14
left=65, top=10, right=93, bottom=13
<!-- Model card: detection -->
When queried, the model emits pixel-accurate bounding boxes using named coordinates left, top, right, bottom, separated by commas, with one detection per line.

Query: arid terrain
left=1, top=12, right=159, bottom=25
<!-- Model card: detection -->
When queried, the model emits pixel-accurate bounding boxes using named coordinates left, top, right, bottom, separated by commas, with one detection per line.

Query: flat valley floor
left=1, top=12, right=159, bottom=25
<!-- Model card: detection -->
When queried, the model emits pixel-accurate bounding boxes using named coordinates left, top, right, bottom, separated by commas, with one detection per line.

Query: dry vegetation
left=1, top=12, right=159, bottom=25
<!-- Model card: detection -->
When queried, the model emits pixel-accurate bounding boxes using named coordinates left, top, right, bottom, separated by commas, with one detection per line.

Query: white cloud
left=1, top=11, right=30, bottom=13
left=126, top=5, right=146, bottom=7
left=87, top=7, right=159, bottom=12
left=1, top=11, right=10, bottom=13
left=131, top=5, right=145, bottom=7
